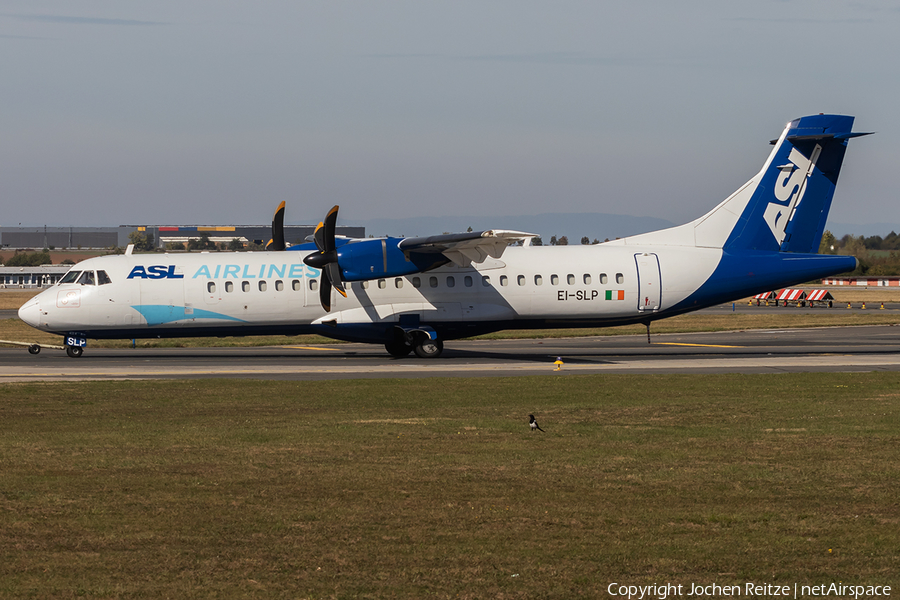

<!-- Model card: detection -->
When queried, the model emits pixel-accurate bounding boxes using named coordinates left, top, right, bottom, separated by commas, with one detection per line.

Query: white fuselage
left=18, top=244, right=722, bottom=341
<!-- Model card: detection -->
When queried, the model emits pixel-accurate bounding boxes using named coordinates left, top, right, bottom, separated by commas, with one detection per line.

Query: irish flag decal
left=605, top=290, right=625, bottom=300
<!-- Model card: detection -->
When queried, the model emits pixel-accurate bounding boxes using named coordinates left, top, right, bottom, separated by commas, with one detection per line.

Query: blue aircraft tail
left=658, top=115, right=870, bottom=313
left=720, top=114, right=870, bottom=253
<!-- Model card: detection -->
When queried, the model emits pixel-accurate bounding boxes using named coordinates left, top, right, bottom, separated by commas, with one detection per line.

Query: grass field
left=1, top=375, right=898, bottom=598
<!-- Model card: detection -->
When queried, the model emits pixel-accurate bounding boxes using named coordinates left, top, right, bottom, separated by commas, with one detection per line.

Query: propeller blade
left=326, top=262, right=347, bottom=298
left=319, top=273, right=332, bottom=312
left=322, top=205, right=339, bottom=252
left=267, top=201, right=286, bottom=251
left=304, top=204, right=344, bottom=312
left=313, top=221, right=326, bottom=252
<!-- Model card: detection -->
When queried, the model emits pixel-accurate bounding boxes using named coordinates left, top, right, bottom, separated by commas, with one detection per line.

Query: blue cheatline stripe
left=131, top=305, right=247, bottom=326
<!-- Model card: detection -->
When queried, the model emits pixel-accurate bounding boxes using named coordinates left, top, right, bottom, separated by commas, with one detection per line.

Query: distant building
left=0, top=227, right=124, bottom=249
left=0, top=265, right=71, bottom=289
left=0, top=224, right=365, bottom=250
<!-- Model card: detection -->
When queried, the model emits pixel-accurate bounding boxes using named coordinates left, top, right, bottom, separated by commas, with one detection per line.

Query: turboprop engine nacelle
left=335, top=237, right=447, bottom=281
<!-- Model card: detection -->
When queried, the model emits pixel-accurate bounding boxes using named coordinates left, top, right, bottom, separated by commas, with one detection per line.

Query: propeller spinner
left=302, top=205, right=347, bottom=311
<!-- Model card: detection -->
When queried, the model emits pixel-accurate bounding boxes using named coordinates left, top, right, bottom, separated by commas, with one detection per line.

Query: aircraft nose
left=18, top=297, right=41, bottom=328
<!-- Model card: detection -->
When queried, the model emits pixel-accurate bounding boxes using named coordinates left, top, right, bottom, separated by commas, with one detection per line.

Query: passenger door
left=635, top=253, right=661, bottom=312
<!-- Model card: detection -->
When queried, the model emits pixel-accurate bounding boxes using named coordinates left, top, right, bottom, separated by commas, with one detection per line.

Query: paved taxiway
left=2, top=324, right=900, bottom=381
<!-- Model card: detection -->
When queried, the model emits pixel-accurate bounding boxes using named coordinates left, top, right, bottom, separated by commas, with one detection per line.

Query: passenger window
left=309, top=279, right=318, bottom=291
left=447, top=276, right=455, bottom=288
left=395, top=278, right=403, bottom=288
left=551, top=274, right=559, bottom=285
left=275, top=280, right=284, bottom=291
left=361, top=281, right=369, bottom=290
left=60, top=271, right=81, bottom=284
left=517, top=275, right=525, bottom=286
left=242, top=281, right=250, bottom=292
left=500, top=275, right=508, bottom=286
left=225, top=281, right=234, bottom=293
left=616, top=273, right=624, bottom=284
left=429, top=276, right=438, bottom=288
left=482, top=276, right=491, bottom=286
left=292, top=279, right=301, bottom=291
left=97, top=270, right=112, bottom=285
left=534, top=275, right=543, bottom=286
left=567, top=274, right=575, bottom=285
left=600, top=273, right=608, bottom=284
left=207, top=282, right=216, bottom=293
left=259, top=280, right=267, bottom=292
left=584, top=274, right=591, bottom=285
left=464, top=276, right=473, bottom=287
left=413, top=277, right=421, bottom=288
left=378, top=279, right=386, bottom=289
left=77, top=271, right=96, bottom=286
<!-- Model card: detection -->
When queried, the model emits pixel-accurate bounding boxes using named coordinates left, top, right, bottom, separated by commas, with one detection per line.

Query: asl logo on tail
left=763, top=145, right=821, bottom=245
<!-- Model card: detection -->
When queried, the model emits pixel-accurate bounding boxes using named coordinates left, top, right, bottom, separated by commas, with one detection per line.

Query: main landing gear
left=385, top=339, right=413, bottom=357
left=414, top=339, right=443, bottom=358
left=384, top=336, right=444, bottom=359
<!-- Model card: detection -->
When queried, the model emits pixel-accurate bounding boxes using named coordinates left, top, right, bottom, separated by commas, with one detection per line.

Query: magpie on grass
left=528, top=414, right=545, bottom=432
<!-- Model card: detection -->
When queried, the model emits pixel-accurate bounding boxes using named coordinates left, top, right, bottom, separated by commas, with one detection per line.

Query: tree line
left=819, top=230, right=900, bottom=276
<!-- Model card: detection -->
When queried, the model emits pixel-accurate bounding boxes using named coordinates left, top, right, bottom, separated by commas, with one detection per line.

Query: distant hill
left=349, top=213, right=676, bottom=242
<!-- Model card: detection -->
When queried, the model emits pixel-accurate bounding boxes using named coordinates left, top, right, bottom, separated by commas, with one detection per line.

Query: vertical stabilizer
left=613, top=115, right=869, bottom=252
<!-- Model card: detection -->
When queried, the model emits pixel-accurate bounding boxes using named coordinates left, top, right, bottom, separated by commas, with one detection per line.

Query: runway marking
left=282, top=346, right=342, bottom=351
left=5, top=353, right=900, bottom=381
left=655, top=342, right=743, bottom=348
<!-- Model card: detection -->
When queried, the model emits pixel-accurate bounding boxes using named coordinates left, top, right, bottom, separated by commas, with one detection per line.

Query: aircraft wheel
left=66, top=346, right=84, bottom=358
left=385, top=340, right=413, bottom=358
left=414, top=339, right=443, bottom=359
left=28, top=344, right=41, bottom=355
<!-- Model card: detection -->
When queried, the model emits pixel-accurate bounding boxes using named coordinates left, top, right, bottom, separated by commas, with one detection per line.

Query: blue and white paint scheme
left=18, top=114, right=866, bottom=358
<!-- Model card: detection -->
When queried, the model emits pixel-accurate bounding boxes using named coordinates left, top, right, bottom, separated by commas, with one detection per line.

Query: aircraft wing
left=397, top=230, right=538, bottom=267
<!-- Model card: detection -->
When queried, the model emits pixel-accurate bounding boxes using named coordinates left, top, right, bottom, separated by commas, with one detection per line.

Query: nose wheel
left=66, top=346, right=84, bottom=358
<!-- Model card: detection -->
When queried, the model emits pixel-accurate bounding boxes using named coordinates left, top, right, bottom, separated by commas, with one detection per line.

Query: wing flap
left=398, top=230, right=537, bottom=267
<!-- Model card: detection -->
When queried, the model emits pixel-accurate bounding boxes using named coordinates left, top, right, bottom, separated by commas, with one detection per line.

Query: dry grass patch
left=0, top=290, right=40, bottom=310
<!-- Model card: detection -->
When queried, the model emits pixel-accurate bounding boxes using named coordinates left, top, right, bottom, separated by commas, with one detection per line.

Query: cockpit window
left=60, top=270, right=81, bottom=284
left=97, top=270, right=112, bottom=285
left=76, top=271, right=96, bottom=286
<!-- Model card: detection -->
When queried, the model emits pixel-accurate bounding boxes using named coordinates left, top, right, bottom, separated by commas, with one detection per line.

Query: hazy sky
left=2, top=1, right=898, bottom=230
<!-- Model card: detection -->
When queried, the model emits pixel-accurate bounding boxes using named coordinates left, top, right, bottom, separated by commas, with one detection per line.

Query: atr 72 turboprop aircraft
left=18, top=114, right=867, bottom=358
